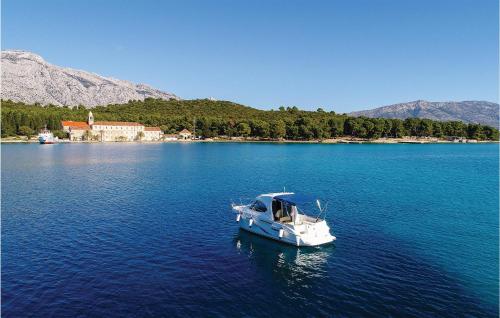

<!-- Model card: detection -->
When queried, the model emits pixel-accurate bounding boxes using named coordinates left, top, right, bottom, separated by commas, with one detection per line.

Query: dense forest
left=1, top=98, right=499, bottom=140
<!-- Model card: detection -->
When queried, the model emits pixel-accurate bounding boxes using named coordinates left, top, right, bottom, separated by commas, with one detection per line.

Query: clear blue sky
left=2, top=0, right=498, bottom=112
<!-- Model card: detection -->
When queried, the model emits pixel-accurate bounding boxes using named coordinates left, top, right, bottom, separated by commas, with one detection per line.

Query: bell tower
left=88, top=111, right=94, bottom=125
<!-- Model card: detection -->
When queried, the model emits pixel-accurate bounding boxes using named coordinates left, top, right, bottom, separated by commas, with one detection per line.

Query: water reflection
left=234, top=229, right=333, bottom=285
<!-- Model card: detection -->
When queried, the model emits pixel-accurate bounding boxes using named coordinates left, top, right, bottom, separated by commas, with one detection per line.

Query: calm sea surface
left=2, top=143, right=498, bottom=317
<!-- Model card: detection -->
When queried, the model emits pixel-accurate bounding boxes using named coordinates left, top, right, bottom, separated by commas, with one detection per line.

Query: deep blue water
left=2, top=143, right=499, bottom=317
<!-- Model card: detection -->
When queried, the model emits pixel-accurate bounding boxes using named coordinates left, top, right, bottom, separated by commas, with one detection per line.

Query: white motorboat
left=232, top=192, right=336, bottom=246
left=38, top=126, right=57, bottom=144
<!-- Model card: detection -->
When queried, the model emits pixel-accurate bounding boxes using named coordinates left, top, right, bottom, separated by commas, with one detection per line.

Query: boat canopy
left=274, top=194, right=319, bottom=206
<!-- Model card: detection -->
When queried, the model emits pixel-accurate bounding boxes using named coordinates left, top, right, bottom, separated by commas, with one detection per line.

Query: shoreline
left=1, top=137, right=498, bottom=144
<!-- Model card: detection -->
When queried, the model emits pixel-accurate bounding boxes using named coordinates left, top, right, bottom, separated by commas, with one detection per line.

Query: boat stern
left=296, top=220, right=336, bottom=246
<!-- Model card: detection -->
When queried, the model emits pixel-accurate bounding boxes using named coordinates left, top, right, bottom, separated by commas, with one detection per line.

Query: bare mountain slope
left=349, top=100, right=499, bottom=128
left=1, top=50, right=179, bottom=107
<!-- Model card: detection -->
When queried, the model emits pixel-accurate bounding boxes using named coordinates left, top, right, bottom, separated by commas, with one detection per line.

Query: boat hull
left=38, top=134, right=56, bottom=144
left=39, top=140, right=55, bottom=144
left=237, top=216, right=335, bottom=247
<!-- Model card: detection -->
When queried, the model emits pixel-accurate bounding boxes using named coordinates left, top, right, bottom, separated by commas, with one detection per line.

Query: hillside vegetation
left=1, top=98, right=498, bottom=140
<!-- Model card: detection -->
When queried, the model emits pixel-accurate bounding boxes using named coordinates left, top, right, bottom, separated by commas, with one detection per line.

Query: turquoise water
left=2, top=143, right=498, bottom=317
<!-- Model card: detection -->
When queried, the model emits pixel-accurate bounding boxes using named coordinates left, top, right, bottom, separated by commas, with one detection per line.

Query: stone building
left=179, top=129, right=192, bottom=140
left=62, top=111, right=163, bottom=142
left=143, top=127, right=163, bottom=141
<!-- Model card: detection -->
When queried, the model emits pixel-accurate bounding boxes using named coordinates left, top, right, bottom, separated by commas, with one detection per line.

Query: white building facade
left=62, top=111, right=163, bottom=142
left=144, top=127, right=162, bottom=141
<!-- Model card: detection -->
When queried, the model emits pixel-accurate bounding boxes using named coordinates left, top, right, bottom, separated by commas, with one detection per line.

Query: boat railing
left=231, top=197, right=254, bottom=206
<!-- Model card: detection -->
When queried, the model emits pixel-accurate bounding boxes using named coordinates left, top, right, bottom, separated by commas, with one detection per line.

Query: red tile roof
left=61, top=121, right=90, bottom=130
left=179, top=129, right=192, bottom=134
left=144, top=127, right=162, bottom=131
left=93, top=121, right=143, bottom=126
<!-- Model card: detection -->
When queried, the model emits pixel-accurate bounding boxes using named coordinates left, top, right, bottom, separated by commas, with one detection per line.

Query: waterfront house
left=143, top=127, right=163, bottom=141
left=62, top=111, right=163, bottom=142
left=60, top=121, right=90, bottom=140
left=179, top=129, right=192, bottom=140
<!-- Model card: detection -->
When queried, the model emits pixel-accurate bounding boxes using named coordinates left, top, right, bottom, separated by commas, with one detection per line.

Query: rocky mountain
left=349, top=100, right=499, bottom=128
left=1, top=50, right=179, bottom=107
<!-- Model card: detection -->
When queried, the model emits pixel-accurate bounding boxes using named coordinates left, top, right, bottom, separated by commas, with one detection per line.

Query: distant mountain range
left=349, top=100, right=499, bottom=128
left=1, top=50, right=179, bottom=107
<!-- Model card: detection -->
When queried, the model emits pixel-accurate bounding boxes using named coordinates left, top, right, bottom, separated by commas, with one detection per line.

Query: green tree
left=52, top=130, right=68, bottom=139
left=404, top=118, right=421, bottom=136
left=361, top=121, right=375, bottom=138
left=371, top=119, right=385, bottom=139
left=250, top=120, right=270, bottom=138
left=449, top=121, right=466, bottom=137
left=18, top=125, right=35, bottom=139
left=391, top=120, right=405, bottom=138
left=483, top=126, right=499, bottom=140
left=270, top=120, right=286, bottom=139
left=237, top=122, right=251, bottom=137
left=295, top=117, right=314, bottom=139
left=1, top=111, right=17, bottom=137
left=311, top=125, right=324, bottom=139
left=432, top=122, right=443, bottom=138
left=467, top=124, right=485, bottom=140
left=328, top=118, right=344, bottom=137
left=286, top=123, right=299, bottom=139
left=419, top=119, right=433, bottom=137
left=344, top=118, right=362, bottom=137
left=383, top=119, right=393, bottom=137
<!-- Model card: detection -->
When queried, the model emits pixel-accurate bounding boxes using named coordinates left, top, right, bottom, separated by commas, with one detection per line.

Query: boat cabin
left=249, top=193, right=322, bottom=225
left=272, top=199, right=297, bottom=223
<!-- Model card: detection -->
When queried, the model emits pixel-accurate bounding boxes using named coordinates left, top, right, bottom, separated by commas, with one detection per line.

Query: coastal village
left=2, top=109, right=489, bottom=144
left=60, top=111, right=192, bottom=142
left=33, top=111, right=484, bottom=144
left=33, top=110, right=482, bottom=144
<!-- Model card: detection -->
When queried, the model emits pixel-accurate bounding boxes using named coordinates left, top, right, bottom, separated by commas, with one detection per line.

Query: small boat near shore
left=232, top=192, right=336, bottom=246
left=38, top=127, right=57, bottom=144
